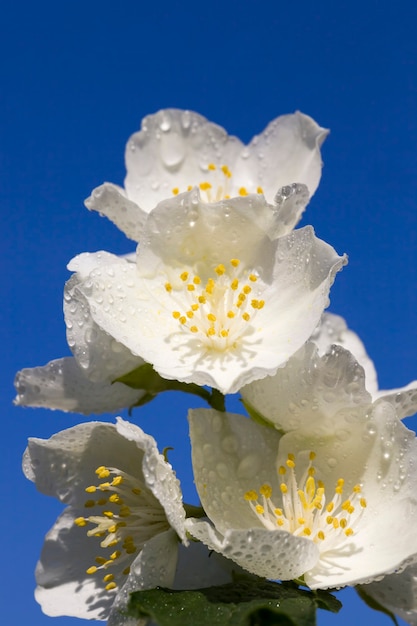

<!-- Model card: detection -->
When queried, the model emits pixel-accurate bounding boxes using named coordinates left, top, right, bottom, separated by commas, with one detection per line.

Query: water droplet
left=237, top=454, right=261, bottom=478
left=181, top=110, right=191, bottom=129
left=216, top=463, right=229, bottom=479
left=366, top=423, right=377, bottom=436
left=84, top=327, right=98, bottom=344
left=160, top=133, right=186, bottom=168
left=221, top=435, right=238, bottom=453
left=159, top=112, right=171, bottom=132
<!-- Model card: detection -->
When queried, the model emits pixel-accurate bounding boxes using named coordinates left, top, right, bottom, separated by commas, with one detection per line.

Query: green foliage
left=126, top=580, right=341, bottom=626
left=115, top=363, right=227, bottom=411
left=114, top=363, right=212, bottom=408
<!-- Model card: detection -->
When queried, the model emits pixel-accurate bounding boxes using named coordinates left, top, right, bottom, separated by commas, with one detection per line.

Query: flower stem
left=184, top=504, right=206, bottom=518
left=210, top=388, right=226, bottom=412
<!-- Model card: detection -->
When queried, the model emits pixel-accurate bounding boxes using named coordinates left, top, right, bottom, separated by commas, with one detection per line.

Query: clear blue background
left=2, top=1, right=417, bottom=624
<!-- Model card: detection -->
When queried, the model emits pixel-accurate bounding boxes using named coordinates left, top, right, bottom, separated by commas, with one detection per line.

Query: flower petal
left=85, top=183, right=146, bottom=242
left=241, top=343, right=371, bottom=432
left=185, top=519, right=319, bottom=580
left=375, top=380, right=417, bottom=419
left=23, top=421, right=143, bottom=503
left=311, top=312, right=378, bottom=396
left=364, top=563, right=417, bottom=626
left=124, top=109, right=244, bottom=211
left=115, top=418, right=186, bottom=541
left=233, top=111, right=328, bottom=202
left=188, top=409, right=283, bottom=534
left=14, top=357, right=143, bottom=415
left=272, top=183, right=310, bottom=236
left=108, top=529, right=180, bottom=626
left=65, top=252, right=144, bottom=382
left=34, top=508, right=116, bottom=619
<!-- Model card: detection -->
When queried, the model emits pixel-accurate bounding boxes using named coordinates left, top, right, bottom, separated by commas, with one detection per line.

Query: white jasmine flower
left=14, top=251, right=145, bottom=415
left=364, top=564, right=417, bottom=625
left=23, top=418, right=187, bottom=620
left=69, top=195, right=346, bottom=394
left=86, top=108, right=328, bottom=242
left=186, top=348, right=417, bottom=588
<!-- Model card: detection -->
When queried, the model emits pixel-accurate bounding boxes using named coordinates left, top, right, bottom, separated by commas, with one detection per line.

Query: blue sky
left=2, top=1, right=417, bottom=624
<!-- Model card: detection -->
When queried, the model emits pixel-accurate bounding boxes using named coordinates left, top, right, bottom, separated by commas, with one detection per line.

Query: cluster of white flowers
left=16, top=109, right=417, bottom=624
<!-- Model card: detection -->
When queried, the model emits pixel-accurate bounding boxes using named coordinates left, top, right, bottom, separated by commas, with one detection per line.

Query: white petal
left=35, top=508, right=115, bottom=619
left=311, top=312, right=378, bottom=396
left=375, top=380, right=417, bottom=419
left=85, top=183, right=146, bottom=242
left=24, top=421, right=139, bottom=503
left=109, top=529, right=180, bottom=625
left=364, top=563, right=417, bottom=626
left=139, top=190, right=281, bottom=270
left=233, top=111, right=328, bottom=202
left=67, top=249, right=129, bottom=277
left=272, top=183, right=310, bottom=236
left=188, top=409, right=283, bottom=534
left=14, top=357, right=143, bottom=415
left=65, top=253, right=143, bottom=382
left=185, top=519, right=319, bottom=580
left=124, top=109, right=244, bottom=211
left=241, top=343, right=371, bottom=432
left=115, top=418, right=186, bottom=541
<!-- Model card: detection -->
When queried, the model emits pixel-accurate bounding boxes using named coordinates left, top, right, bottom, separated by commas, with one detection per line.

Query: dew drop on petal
left=181, top=110, right=191, bottom=129
left=160, top=134, right=186, bottom=168
left=237, top=454, right=261, bottom=478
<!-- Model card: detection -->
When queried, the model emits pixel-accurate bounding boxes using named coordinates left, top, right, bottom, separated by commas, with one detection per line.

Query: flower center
left=74, top=465, right=169, bottom=591
left=171, top=162, right=264, bottom=202
left=165, top=258, right=265, bottom=351
left=244, top=452, right=367, bottom=547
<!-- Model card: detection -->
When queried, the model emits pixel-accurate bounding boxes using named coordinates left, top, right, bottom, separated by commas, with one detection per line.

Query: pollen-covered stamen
left=244, top=451, right=367, bottom=548
left=165, top=259, right=266, bottom=350
left=170, top=162, right=264, bottom=202
left=75, top=465, right=169, bottom=591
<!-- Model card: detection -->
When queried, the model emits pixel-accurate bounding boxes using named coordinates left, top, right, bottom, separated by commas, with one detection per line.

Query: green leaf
left=114, top=363, right=212, bottom=407
left=126, top=580, right=341, bottom=626
left=356, top=585, right=399, bottom=626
